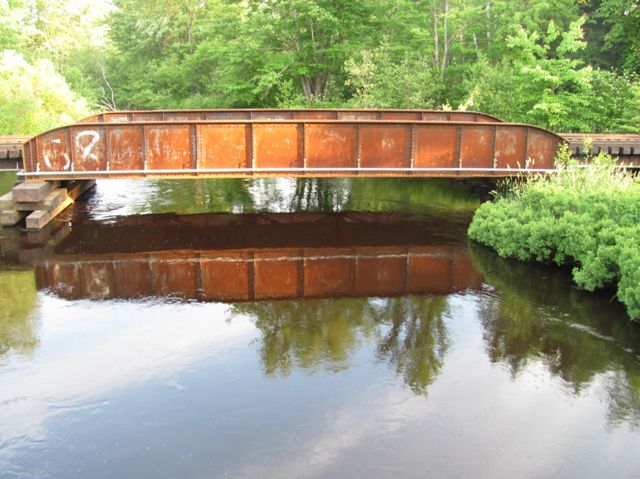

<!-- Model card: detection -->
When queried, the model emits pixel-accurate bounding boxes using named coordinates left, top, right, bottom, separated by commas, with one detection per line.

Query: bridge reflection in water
left=16, top=211, right=483, bottom=302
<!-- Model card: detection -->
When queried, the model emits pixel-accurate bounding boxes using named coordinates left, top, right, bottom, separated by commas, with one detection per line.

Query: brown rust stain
left=414, top=124, right=458, bottom=168
left=305, top=124, right=357, bottom=168
left=253, top=250, right=302, bottom=299
left=200, top=253, right=252, bottom=301
left=526, top=130, right=557, bottom=169
left=145, top=125, right=192, bottom=170
left=495, top=127, right=526, bottom=169
left=253, top=124, right=302, bottom=169
left=198, top=124, right=249, bottom=169
left=360, top=125, right=410, bottom=169
left=460, top=126, right=494, bottom=168
left=107, top=126, right=145, bottom=171
left=304, top=251, right=356, bottom=298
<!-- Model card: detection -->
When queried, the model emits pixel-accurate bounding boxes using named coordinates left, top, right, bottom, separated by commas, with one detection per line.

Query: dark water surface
left=1, top=175, right=640, bottom=479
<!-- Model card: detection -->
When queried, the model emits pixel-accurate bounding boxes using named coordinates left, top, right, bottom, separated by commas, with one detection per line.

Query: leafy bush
left=468, top=150, right=640, bottom=319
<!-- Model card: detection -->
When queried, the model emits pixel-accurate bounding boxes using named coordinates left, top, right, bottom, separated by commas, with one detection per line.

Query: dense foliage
left=1, top=0, right=640, bottom=134
left=468, top=151, right=640, bottom=320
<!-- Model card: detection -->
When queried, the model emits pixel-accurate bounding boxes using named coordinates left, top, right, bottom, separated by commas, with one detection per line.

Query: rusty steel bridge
left=1, top=108, right=639, bottom=230
left=15, top=108, right=566, bottom=179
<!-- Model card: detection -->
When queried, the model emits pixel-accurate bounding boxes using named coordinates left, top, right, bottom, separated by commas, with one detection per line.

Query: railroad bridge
left=1, top=108, right=639, bottom=229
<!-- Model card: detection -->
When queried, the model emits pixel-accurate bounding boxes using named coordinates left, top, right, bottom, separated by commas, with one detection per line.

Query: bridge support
left=0, top=180, right=95, bottom=230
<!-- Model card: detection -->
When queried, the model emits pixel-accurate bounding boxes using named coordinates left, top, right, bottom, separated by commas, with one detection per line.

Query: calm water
left=1, top=174, right=640, bottom=478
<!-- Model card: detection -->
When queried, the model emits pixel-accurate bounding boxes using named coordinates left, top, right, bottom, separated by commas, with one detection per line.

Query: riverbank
left=468, top=153, right=640, bottom=320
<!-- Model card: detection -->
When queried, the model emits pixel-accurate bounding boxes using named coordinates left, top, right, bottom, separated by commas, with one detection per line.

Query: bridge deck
left=0, top=136, right=29, bottom=170
left=563, top=133, right=640, bottom=166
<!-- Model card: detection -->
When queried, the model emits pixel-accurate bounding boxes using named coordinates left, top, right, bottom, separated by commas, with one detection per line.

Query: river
left=1, top=174, right=640, bottom=478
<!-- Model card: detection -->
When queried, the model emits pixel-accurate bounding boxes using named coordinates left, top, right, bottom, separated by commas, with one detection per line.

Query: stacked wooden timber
left=0, top=180, right=95, bottom=230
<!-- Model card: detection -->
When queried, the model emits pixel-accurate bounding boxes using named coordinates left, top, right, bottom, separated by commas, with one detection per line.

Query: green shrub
left=468, top=152, right=640, bottom=319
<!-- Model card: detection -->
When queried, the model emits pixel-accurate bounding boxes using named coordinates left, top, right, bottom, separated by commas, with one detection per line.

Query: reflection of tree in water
left=470, top=243, right=640, bottom=426
left=135, top=179, right=255, bottom=215
left=0, top=270, right=39, bottom=360
left=233, top=295, right=449, bottom=395
left=375, top=297, right=449, bottom=394
left=290, top=177, right=481, bottom=214
left=133, top=177, right=480, bottom=216
left=292, top=178, right=350, bottom=212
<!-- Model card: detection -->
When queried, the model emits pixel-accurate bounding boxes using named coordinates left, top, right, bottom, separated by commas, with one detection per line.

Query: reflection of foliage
left=134, top=179, right=255, bottom=215
left=375, top=297, right=449, bottom=394
left=132, top=177, right=480, bottom=217
left=0, top=270, right=38, bottom=358
left=291, top=178, right=351, bottom=212
left=345, top=178, right=480, bottom=215
left=0, top=172, right=16, bottom=196
left=233, top=295, right=449, bottom=395
left=235, top=299, right=373, bottom=376
left=470, top=243, right=640, bottom=426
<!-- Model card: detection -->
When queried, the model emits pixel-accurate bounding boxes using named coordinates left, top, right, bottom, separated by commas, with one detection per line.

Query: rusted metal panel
left=422, top=112, right=450, bottom=121
left=360, top=124, right=410, bottom=169
left=80, top=261, right=115, bottom=299
left=113, top=260, right=153, bottom=298
left=253, top=123, right=302, bottom=169
left=164, top=112, right=204, bottom=121
left=45, top=263, right=82, bottom=299
left=197, top=124, right=250, bottom=169
left=205, top=111, right=251, bottom=120
left=145, top=125, right=191, bottom=170
left=338, top=111, right=380, bottom=120
left=70, top=126, right=107, bottom=171
left=200, top=253, right=251, bottom=301
left=131, top=112, right=162, bottom=121
left=406, top=250, right=452, bottom=295
left=37, top=130, right=71, bottom=172
left=251, top=111, right=294, bottom=120
left=151, top=259, right=197, bottom=298
left=460, top=125, right=494, bottom=168
left=304, top=124, right=357, bottom=168
left=413, top=124, right=458, bottom=168
left=381, top=112, right=422, bottom=121
left=22, top=140, right=32, bottom=172
left=106, top=126, right=145, bottom=171
left=304, top=249, right=356, bottom=297
left=495, top=127, right=526, bottom=169
left=455, top=113, right=476, bottom=122
left=355, top=247, right=407, bottom=296
left=253, top=251, right=302, bottom=299
left=292, top=111, right=336, bottom=120
left=103, top=113, right=130, bottom=123
left=476, top=115, right=496, bottom=123
left=526, top=129, right=558, bottom=169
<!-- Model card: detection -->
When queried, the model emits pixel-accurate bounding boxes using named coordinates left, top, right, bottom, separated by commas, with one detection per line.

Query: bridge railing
left=76, top=108, right=504, bottom=124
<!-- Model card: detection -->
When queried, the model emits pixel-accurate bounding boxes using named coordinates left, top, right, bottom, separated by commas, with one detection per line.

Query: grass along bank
left=468, top=149, right=640, bottom=320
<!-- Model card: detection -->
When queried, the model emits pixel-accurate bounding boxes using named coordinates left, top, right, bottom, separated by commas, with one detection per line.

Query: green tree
left=0, top=50, right=89, bottom=135
left=598, top=0, right=640, bottom=73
